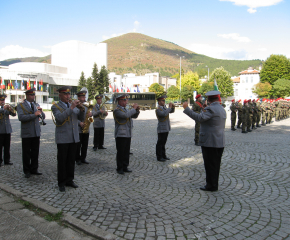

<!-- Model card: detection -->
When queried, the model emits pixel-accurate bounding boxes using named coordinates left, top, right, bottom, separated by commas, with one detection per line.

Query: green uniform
left=192, top=100, right=202, bottom=144
left=256, top=101, right=262, bottom=127
left=237, top=102, right=243, bottom=128
left=230, top=102, right=237, bottom=130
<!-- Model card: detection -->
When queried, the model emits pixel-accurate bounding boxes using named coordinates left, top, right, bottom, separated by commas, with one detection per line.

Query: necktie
left=31, top=103, right=34, bottom=111
left=67, top=103, right=70, bottom=108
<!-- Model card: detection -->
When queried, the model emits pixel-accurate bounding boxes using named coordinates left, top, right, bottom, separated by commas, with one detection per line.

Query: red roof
left=239, top=69, right=260, bottom=75
left=232, top=77, right=240, bottom=83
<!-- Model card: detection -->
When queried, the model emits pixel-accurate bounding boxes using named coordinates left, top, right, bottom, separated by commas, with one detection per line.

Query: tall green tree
left=92, top=63, right=99, bottom=96
left=260, top=54, right=290, bottom=85
left=176, top=71, right=200, bottom=91
left=77, top=71, right=86, bottom=92
left=252, top=82, right=272, bottom=98
left=86, top=77, right=95, bottom=100
left=149, top=83, right=165, bottom=99
left=209, top=67, right=233, bottom=97
left=181, top=85, right=195, bottom=102
left=198, top=82, right=214, bottom=95
left=98, top=65, right=110, bottom=94
left=167, top=85, right=180, bottom=100
left=272, top=79, right=290, bottom=98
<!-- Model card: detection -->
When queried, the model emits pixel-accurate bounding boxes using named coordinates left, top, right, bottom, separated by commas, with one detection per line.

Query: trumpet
left=34, top=102, right=46, bottom=125
left=69, top=98, right=85, bottom=112
left=168, top=102, right=175, bottom=113
left=4, top=104, right=17, bottom=115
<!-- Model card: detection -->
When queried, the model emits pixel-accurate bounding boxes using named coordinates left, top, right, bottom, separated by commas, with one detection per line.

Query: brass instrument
left=34, top=102, right=46, bottom=125
left=69, top=98, right=85, bottom=112
left=99, top=96, right=110, bottom=120
left=4, top=104, right=17, bottom=115
left=169, top=102, right=175, bottom=113
left=82, top=102, right=94, bottom=133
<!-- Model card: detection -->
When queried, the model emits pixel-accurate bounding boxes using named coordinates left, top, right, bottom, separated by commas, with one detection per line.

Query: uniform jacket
left=78, top=105, right=90, bottom=134
left=114, top=105, right=139, bottom=138
left=0, top=107, right=16, bottom=134
left=17, top=100, right=45, bottom=138
left=192, top=101, right=202, bottom=113
left=184, top=102, right=226, bottom=148
left=156, top=105, right=172, bottom=133
left=92, top=104, right=105, bottom=128
left=51, top=101, right=85, bottom=144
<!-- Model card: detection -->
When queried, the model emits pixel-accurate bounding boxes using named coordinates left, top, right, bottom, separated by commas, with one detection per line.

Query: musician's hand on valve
left=88, top=111, right=92, bottom=117
left=100, top=110, right=104, bottom=114
left=37, top=106, right=43, bottom=112
left=183, top=102, right=188, bottom=109
left=132, top=103, right=138, bottom=109
left=168, top=103, right=173, bottom=108
left=80, top=122, right=85, bottom=128
left=70, top=100, right=79, bottom=110
left=34, top=110, right=42, bottom=116
left=4, top=105, right=10, bottom=110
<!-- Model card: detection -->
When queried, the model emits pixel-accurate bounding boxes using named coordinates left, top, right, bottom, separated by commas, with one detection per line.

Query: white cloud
left=218, top=33, right=251, bottom=43
left=43, top=45, right=52, bottom=49
left=0, top=45, right=49, bottom=61
left=220, top=0, right=283, bottom=13
left=102, top=20, right=141, bottom=40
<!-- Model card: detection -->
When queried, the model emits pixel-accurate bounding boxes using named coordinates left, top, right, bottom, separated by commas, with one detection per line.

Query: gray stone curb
left=0, top=182, right=123, bottom=240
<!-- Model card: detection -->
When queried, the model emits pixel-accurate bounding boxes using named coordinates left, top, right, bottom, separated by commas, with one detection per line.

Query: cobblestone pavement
left=1, top=108, right=290, bottom=240
left=0, top=189, right=93, bottom=240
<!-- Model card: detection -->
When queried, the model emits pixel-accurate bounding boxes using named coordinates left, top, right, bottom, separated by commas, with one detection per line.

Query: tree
left=86, top=77, right=95, bottom=100
left=92, top=63, right=99, bottom=95
left=149, top=83, right=165, bottom=99
left=209, top=67, right=233, bottom=98
left=181, top=85, right=195, bottom=102
left=260, top=54, right=290, bottom=85
left=252, top=82, right=272, bottom=98
left=98, top=65, right=110, bottom=94
left=272, top=79, right=290, bottom=98
left=77, top=71, right=86, bottom=92
left=177, top=71, right=200, bottom=91
left=167, top=86, right=180, bottom=100
left=197, top=68, right=208, bottom=79
left=198, top=82, right=214, bottom=95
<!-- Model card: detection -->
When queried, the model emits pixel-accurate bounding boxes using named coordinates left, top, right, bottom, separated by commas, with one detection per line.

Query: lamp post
left=177, top=54, right=184, bottom=103
left=206, top=65, right=209, bottom=81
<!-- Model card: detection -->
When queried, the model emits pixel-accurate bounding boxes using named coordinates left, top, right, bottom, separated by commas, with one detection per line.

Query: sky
left=0, top=0, right=289, bottom=62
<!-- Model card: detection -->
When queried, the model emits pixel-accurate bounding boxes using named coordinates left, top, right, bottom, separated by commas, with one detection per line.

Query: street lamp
left=176, top=54, right=185, bottom=103
left=205, top=65, right=209, bottom=81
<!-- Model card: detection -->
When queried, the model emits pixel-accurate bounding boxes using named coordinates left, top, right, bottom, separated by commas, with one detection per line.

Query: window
left=11, top=95, right=16, bottom=103
left=234, top=89, right=238, bottom=96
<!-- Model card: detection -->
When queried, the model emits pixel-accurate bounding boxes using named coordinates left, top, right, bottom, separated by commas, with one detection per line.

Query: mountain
left=0, top=55, right=51, bottom=67
left=0, top=33, right=263, bottom=77
left=103, top=33, right=263, bottom=77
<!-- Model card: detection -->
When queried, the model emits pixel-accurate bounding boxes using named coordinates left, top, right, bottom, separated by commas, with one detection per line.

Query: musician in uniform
left=192, top=94, right=203, bottom=145
left=113, top=94, right=139, bottom=174
left=92, top=94, right=108, bottom=151
left=155, top=95, right=174, bottom=162
left=76, top=90, right=91, bottom=165
left=183, top=91, right=226, bottom=191
left=17, top=88, right=45, bottom=178
left=230, top=99, right=237, bottom=131
left=0, top=94, right=15, bottom=166
left=51, top=86, right=85, bottom=192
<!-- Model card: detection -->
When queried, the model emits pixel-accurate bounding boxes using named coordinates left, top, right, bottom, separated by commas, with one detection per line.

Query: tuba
left=99, top=96, right=110, bottom=120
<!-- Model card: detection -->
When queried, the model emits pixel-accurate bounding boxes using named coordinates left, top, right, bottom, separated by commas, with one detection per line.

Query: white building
left=232, top=67, right=260, bottom=101
left=109, top=72, right=177, bottom=93
left=0, top=40, right=107, bottom=109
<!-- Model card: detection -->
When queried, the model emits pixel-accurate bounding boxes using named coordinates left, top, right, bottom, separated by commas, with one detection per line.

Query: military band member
left=241, top=99, right=249, bottom=133
left=92, top=94, right=108, bottom=151
left=236, top=99, right=243, bottom=128
left=192, top=94, right=203, bottom=145
left=183, top=91, right=226, bottom=192
left=51, top=86, right=85, bottom=192
left=17, top=88, right=45, bottom=178
left=0, top=94, right=15, bottom=166
left=76, top=90, right=91, bottom=165
left=230, top=99, right=237, bottom=131
left=114, top=94, right=139, bottom=174
left=155, top=95, right=174, bottom=162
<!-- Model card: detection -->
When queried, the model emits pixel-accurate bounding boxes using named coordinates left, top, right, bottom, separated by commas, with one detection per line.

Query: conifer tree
left=92, top=63, right=99, bottom=96
left=98, top=65, right=110, bottom=93
left=86, top=77, right=95, bottom=100
left=77, top=71, right=86, bottom=92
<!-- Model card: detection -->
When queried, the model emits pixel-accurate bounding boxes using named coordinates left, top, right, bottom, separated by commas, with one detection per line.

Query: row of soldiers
left=230, top=98, right=290, bottom=133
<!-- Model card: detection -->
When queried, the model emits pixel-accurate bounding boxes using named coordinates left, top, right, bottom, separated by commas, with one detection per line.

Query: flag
left=117, top=88, right=119, bottom=93
left=0, top=78, right=5, bottom=89
left=214, top=77, right=219, bottom=91
left=7, top=83, right=10, bottom=90
left=10, top=79, right=14, bottom=89
left=27, top=79, right=30, bottom=90
left=137, top=85, right=140, bottom=92
left=113, top=85, right=115, bottom=92
left=22, top=79, right=25, bottom=90
left=35, top=79, right=38, bottom=89
left=15, top=80, right=18, bottom=90
left=127, top=87, right=130, bottom=92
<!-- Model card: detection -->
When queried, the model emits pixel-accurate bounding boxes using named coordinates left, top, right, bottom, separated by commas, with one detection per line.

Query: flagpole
left=16, top=74, right=18, bottom=104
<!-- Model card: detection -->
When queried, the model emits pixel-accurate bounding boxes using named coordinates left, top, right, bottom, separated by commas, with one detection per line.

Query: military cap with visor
left=116, top=94, right=129, bottom=100
left=157, top=95, right=167, bottom=101
left=0, top=94, right=7, bottom=100
left=24, top=88, right=36, bottom=95
left=95, top=94, right=103, bottom=100
left=76, top=90, right=87, bottom=96
left=57, top=86, right=72, bottom=93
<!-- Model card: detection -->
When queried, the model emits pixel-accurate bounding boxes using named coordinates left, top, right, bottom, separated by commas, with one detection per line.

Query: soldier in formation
left=230, top=99, right=238, bottom=131
left=192, top=94, right=203, bottom=145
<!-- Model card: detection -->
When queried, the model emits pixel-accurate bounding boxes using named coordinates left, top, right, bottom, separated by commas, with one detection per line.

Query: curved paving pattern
left=1, top=109, right=290, bottom=239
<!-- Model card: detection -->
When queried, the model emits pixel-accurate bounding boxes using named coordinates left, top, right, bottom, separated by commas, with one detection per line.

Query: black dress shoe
left=237, top=126, right=241, bottom=128
left=241, top=131, right=248, bottom=133
left=231, top=128, right=236, bottom=131
left=247, top=129, right=252, bottom=132
left=65, top=182, right=78, bottom=188
left=163, top=157, right=170, bottom=160
left=81, top=160, right=89, bottom=164
left=117, top=170, right=124, bottom=174
left=59, top=186, right=65, bottom=192
left=123, top=168, right=132, bottom=172
left=31, top=171, right=42, bottom=175
left=129, top=152, right=133, bottom=155
left=195, top=142, right=199, bottom=146
left=25, top=173, right=31, bottom=178
left=157, top=158, right=166, bottom=162
left=98, top=146, right=106, bottom=149
left=76, top=161, right=82, bottom=165
left=200, top=186, right=218, bottom=192
left=93, top=147, right=97, bottom=151
left=4, top=162, right=13, bottom=165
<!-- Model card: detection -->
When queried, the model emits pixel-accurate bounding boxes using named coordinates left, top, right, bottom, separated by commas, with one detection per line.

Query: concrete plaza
left=1, top=108, right=290, bottom=240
